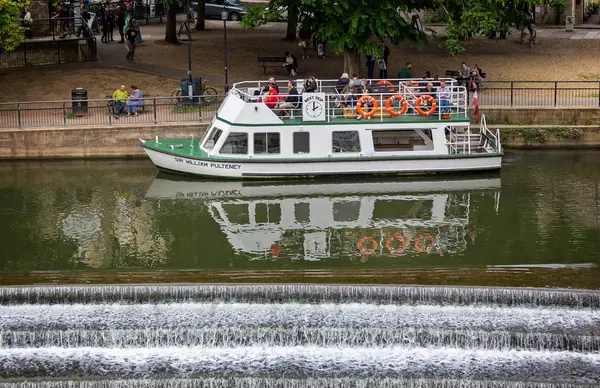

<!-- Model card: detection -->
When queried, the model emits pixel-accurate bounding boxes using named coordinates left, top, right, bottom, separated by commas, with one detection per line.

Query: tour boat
left=141, top=78, right=502, bottom=179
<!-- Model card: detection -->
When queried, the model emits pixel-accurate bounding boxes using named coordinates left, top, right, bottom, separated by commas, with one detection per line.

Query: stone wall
left=478, top=108, right=600, bottom=125
left=0, top=123, right=208, bottom=159
left=499, top=126, right=600, bottom=148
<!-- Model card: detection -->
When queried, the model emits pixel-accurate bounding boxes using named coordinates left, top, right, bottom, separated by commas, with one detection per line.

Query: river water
left=1, top=151, right=600, bottom=386
left=0, top=150, right=600, bottom=287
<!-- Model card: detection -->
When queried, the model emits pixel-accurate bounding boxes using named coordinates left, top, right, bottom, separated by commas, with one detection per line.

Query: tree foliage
left=0, top=0, right=29, bottom=52
left=441, top=0, right=564, bottom=54
left=242, top=0, right=564, bottom=74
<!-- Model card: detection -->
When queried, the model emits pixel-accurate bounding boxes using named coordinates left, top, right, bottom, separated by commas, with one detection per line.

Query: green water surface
left=0, top=150, right=599, bottom=287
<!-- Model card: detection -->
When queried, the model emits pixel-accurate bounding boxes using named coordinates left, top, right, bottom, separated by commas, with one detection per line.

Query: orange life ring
left=376, top=80, right=395, bottom=92
left=357, top=236, right=378, bottom=255
left=415, top=233, right=435, bottom=253
left=415, top=95, right=437, bottom=116
left=356, top=95, right=378, bottom=117
left=385, top=95, right=408, bottom=116
left=271, top=243, right=281, bottom=257
left=385, top=234, right=407, bottom=255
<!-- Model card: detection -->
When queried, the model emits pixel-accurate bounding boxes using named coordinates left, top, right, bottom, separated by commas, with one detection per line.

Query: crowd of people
left=255, top=62, right=480, bottom=121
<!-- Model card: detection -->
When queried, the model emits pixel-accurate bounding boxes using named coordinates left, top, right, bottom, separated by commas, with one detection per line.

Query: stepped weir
left=0, top=284, right=599, bottom=386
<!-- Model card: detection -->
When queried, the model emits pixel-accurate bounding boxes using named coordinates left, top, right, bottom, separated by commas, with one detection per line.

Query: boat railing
left=446, top=126, right=474, bottom=155
left=479, top=114, right=502, bottom=152
left=230, top=78, right=468, bottom=122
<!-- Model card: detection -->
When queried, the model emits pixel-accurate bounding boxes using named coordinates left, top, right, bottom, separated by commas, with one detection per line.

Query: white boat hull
left=144, top=148, right=502, bottom=179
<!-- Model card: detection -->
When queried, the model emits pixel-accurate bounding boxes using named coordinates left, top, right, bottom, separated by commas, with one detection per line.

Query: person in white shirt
left=436, top=80, right=451, bottom=117
left=22, top=8, right=33, bottom=39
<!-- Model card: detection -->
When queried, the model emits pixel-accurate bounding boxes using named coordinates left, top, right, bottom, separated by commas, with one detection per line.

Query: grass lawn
left=0, top=66, right=180, bottom=103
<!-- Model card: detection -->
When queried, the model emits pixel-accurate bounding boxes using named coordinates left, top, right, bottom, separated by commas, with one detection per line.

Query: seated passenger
left=421, top=82, right=434, bottom=96
left=341, top=83, right=357, bottom=108
left=263, top=84, right=279, bottom=109
left=436, top=80, right=451, bottom=119
left=356, top=80, right=373, bottom=120
left=126, top=84, right=144, bottom=116
left=303, top=76, right=317, bottom=93
left=279, top=80, right=299, bottom=119
left=336, top=73, right=349, bottom=93
left=284, top=51, right=298, bottom=77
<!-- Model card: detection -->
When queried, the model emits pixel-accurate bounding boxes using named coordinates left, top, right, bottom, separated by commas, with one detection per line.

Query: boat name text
left=176, top=190, right=242, bottom=198
left=174, top=157, right=241, bottom=170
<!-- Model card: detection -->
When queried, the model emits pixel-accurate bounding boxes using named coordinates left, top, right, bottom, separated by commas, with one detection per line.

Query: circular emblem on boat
left=302, top=93, right=327, bottom=121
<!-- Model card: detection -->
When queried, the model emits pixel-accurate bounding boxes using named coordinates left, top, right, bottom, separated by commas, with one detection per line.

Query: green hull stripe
left=143, top=142, right=503, bottom=164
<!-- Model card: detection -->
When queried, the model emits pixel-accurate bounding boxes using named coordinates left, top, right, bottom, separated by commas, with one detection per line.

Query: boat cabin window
left=293, top=132, right=310, bottom=154
left=202, top=127, right=223, bottom=150
left=254, top=132, right=281, bottom=154
left=371, top=129, right=434, bottom=152
left=332, top=131, right=361, bottom=152
left=219, top=132, right=248, bottom=154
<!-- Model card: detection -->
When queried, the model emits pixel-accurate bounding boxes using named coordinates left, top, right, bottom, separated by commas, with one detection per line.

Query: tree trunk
left=343, top=50, right=361, bottom=77
left=195, top=0, right=205, bottom=31
left=165, top=3, right=179, bottom=44
left=284, top=4, right=298, bottom=41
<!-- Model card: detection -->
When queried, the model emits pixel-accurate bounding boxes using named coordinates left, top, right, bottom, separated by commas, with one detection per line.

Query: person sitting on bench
left=126, top=84, right=144, bottom=116
left=283, top=51, right=298, bottom=77
left=303, top=76, right=317, bottom=93
left=112, top=84, right=128, bottom=118
left=279, top=80, right=299, bottom=119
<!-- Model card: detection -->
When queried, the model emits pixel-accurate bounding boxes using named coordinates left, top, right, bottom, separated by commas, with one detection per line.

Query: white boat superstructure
left=141, top=77, right=502, bottom=179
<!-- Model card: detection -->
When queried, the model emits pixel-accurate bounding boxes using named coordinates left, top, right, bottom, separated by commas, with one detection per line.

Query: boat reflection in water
left=146, top=175, right=501, bottom=261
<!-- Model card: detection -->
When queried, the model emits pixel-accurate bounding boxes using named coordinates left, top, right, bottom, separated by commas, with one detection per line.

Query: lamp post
left=186, top=0, right=193, bottom=94
left=221, top=7, right=229, bottom=93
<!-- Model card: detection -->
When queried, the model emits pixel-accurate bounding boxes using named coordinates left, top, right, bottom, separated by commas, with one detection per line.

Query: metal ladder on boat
left=446, top=115, right=502, bottom=154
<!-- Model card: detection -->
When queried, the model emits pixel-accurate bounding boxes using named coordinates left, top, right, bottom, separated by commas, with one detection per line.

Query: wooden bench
left=445, top=70, right=461, bottom=78
left=257, top=56, right=286, bottom=75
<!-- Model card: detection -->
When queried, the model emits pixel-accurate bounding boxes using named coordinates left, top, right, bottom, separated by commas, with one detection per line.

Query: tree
left=0, top=0, right=30, bottom=52
left=194, top=0, right=205, bottom=31
left=243, top=0, right=563, bottom=75
left=164, top=1, right=178, bottom=43
left=243, top=0, right=429, bottom=76
left=440, top=0, right=563, bottom=54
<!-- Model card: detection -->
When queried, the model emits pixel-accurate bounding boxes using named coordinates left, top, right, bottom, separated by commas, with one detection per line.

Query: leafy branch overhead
left=242, top=0, right=564, bottom=58
left=0, top=0, right=31, bottom=52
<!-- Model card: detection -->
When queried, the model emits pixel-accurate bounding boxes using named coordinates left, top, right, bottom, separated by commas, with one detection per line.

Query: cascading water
left=0, top=284, right=599, bottom=387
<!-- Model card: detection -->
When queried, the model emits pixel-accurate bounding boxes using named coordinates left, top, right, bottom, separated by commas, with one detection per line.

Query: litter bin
left=565, top=15, right=575, bottom=32
left=71, top=88, right=88, bottom=116
left=181, top=78, right=201, bottom=105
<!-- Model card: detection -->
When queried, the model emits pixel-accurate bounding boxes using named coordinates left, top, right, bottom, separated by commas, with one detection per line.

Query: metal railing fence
left=479, top=80, right=600, bottom=108
left=2, top=17, right=96, bottom=68
left=0, top=96, right=222, bottom=129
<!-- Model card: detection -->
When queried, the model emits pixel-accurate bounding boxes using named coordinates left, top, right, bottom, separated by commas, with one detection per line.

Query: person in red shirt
left=263, top=84, right=279, bottom=109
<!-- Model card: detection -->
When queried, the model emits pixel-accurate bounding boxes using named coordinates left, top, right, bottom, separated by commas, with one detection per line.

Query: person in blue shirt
left=126, top=85, right=144, bottom=115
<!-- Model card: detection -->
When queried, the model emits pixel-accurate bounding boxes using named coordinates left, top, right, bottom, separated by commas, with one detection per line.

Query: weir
left=2, top=284, right=600, bottom=307
left=0, top=284, right=599, bottom=384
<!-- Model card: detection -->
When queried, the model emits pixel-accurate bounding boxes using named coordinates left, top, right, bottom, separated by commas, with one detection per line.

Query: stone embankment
left=1, top=106, right=600, bottom=159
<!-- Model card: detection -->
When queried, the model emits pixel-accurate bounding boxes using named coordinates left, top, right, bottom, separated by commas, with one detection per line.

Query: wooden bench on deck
left=257, top=56, right=286, bottom=75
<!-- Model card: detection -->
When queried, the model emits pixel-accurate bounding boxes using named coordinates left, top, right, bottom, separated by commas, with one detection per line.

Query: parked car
left=192, top=0, right=248, bottom=21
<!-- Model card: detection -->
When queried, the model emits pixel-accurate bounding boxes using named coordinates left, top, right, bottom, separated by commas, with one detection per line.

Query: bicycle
left=171, top=79, right=219, bottom=106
